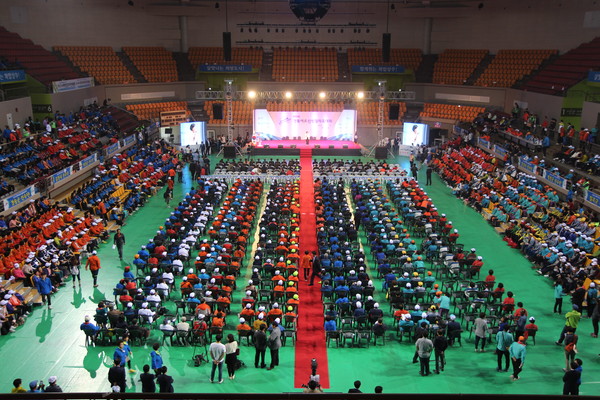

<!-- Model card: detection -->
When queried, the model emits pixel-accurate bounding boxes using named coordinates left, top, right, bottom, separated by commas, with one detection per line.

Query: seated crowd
left=0, top=104, right=120, bottom=186
left=313, top=159, right=405, bottom=177
left=431, top=142, right=599, bottom=326
left=213, top=159, right=300, bottom=176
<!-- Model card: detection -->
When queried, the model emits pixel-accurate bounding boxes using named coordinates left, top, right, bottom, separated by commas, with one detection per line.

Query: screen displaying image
left=402, top=122, right=429, bottom=146
left=180, top=121, right=206, bottom=146
left=253, top=110, right=356, bottom=141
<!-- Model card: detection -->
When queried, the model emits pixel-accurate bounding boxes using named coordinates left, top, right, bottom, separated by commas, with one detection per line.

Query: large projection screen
left=180, top=121, right=206, bottom=146
left=402, top=122, right=429, bottom=146
left=253, top=109, right=356, bottom=141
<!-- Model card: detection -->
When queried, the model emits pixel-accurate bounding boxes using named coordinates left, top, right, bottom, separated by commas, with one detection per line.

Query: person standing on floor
left=474, top=312, right=489, bottom=352
left=509, top=336, right=527, bottom=381
left=556, top=305, right=581, bottom=345
left=308, top=251, right=322, bottom=286
left=496, top=326, right=513, bottom=372
left=150, top=343, right=163, bottom=374
left=254, top=324, right=267, bottom=368
left=562, top=361, right=581, bottom=395
left=113, top=229, right=126, bottom=261
left=224, top=334, right=239, bottom=380
left=85, top=250, right=101, bottom=288
left=415, top=332, right=434, bottom=376
left=554, top=279, right=565, bottom=314
left=267, top=322, right=281, bottom=370
left=591, top=301, right=600, bottom=338
left=139, top=364, right=156, bottom=393
left=209, top=334, right=226, bottom=383
left=433, top=329, right=448, bottom=374
left=426, top=165, right=433, bottom=186
left=35, top=272, right=53, bottom=310
left=108, top=358, right=126, bottom=393
left=156, top=366, right=174, bottom=393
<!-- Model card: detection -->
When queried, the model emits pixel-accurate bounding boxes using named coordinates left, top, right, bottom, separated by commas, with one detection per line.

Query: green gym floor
left=1, top=154, right=599, bottom=395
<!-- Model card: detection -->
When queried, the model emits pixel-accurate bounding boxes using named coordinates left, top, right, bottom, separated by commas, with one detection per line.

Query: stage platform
left=252, top=140, right=362, bottom=156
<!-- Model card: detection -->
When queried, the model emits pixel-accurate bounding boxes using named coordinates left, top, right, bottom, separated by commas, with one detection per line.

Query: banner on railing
left=543, top=170, right=567, bottom=189
left=478, top=138, right=490, bottom=149
left=51, top=166, right=72, bottom=185
left=586, top=190, right=600, bottom=208
left=106, top=142, right=120, bottom=157
left=123, top=135, right=137, bottom=147
left=351, top=65, right=405, bottom=73
left=199, top=65, right=253, bottom=73
left=493, top=144, right=508, bottom=158
left=52, top=77, right=95, bottom=93
left=3, top=185, right=36, bottom=210
left=0, top=70, right=26, bottom=83
left=518, top=158, right=537, bottom=174
left=79, top=154, right=97, bottom=170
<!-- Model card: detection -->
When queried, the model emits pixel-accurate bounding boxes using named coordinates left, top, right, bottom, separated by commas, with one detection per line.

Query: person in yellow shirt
left=11, top=378, right=27, bottom=393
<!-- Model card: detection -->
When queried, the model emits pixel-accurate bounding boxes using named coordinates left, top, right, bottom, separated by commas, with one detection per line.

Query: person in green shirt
left=556, top=305, right=581, bottom=345
left=509, top=336, right=527, bottom=381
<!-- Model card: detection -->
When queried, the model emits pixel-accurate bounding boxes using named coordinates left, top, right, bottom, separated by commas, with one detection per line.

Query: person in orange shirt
left=212, top=311, right=225, bottom=328
left=239, top=303, right=255, bottom=319
left=267, top=303, right=283, bottom=320
left=236, top=317, right=252, bottom=332
left=85, top=250, right=101, bottom=287
left=300, top=250, right=312, bottom=280
left=180, top=277, right=193, bottom=296
left=195, top=298, right=211, bottom=316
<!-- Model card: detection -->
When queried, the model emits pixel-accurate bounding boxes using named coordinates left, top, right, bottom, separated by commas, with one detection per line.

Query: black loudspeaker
left=382, top=33, right=391, bottom=62
left=223, top=32, right=232, bottom=61
left=212, top=103, right=223, bottom=120
left=389, top=103, right=400, bottom=120
left=165, top=128, right=173, bottom=134
left=375, top=146, right=387, bottom=159
left=223, top=145, right=236, bottom=158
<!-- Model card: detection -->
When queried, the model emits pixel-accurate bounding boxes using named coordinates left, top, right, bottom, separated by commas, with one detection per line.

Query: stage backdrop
left=254, top=109, right=356, bottom=141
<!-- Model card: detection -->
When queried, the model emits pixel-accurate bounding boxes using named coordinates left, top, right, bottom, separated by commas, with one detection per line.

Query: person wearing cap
left=508, top=336, right=527, bottom=381
left=556, top=305, right=582, bottom=345
left=523, top=317, right=538, bottom=341
left=586, top=282, right=598, bottom=318
left=44, top=376, right=62, bottom=392
left=85, top=250, right=101, bottom=288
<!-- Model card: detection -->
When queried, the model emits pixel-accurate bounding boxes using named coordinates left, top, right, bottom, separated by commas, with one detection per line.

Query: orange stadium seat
left=475, top=49, right=557, bottom=88
left=419, top=103, right=484, bottom=122
left=272, top=47, right=338, bottom=82
left=432, top=49, right=488, bottom=85
left=125, top=101, right=190, bottom=121
left=356, top=102, right=406, bottom=126
left=188, top=47, right=263, bottom=69
left=54, top=46, right=135, bottom=85
left=122, top=47, right=178, bottom=83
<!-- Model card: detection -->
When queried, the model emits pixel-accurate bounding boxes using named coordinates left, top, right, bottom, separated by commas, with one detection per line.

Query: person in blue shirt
left=150, top=343, right=163, bottom=373
left=114, top=341, right=128, bottom=368
left=36, top=272, right=54, bottom=309
left=324, top=317, right=337, bottom=332
left=123, top=267, right=135, bottom=280
left=508, top=336, right=527, bottom=381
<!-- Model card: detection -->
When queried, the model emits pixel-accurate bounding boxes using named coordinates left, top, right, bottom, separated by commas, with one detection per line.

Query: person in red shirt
left=85, top=251, right=101, bottom=287
left=502, top=291, right=515, bottom=313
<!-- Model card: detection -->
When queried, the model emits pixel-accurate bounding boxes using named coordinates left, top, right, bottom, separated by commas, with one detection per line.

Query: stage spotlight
left=319, top=91, right=326, bottom=99
left=285, top=91, right=293, bottom=99
left=248, top=90, right=257, bottom=99
left=356, top=91, right=365, bottom=99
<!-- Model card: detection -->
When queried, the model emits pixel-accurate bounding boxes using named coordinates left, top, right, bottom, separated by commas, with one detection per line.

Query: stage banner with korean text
left=3, top=185, right=35, bottom=210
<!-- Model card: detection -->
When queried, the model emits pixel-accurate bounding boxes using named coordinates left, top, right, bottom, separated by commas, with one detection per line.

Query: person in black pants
left=562, top=361, right=581, bottom=395
left=113, top=229, right=126, bottom=260
left=108, top=358, right=126, bottom=393
left=433, top=329, right=448, bottom=374
left=253, top=324, right=267, bottom=368
left=139, top=364, right=156, bottom=393
left=426, top=165, right=433, bottom=185
left=308, top=251, right=321, bottom=286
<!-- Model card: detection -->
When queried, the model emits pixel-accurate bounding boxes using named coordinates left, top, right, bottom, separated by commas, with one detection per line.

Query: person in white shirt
left=146, top=290, right=161, bottom=303
left=138, top=303, right=155, bottom=323
left=160, top=319, right=175, bottom=331
left=156, top=280, right=170, bottom=298
left=209, top=335, right=226, bottom=383
left=162, top=271, right=174, bottom=285
left=225, top=333, right=239, bottom=379
left=178, top=245, right=189, bottom=258
left=176, top=316, right=190, bottom=332
left=172, top=259, right=184, bottom=274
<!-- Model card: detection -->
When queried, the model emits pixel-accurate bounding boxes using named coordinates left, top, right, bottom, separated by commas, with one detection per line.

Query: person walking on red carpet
left=308, top=251, right=321, bottom=286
